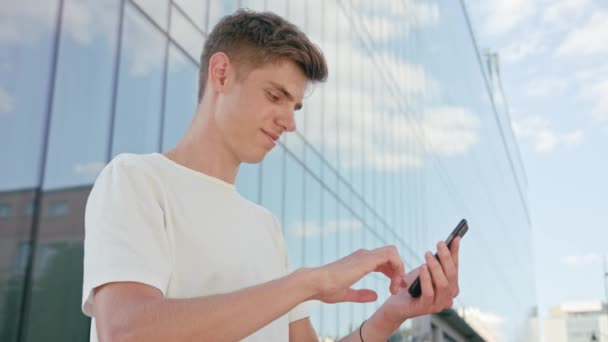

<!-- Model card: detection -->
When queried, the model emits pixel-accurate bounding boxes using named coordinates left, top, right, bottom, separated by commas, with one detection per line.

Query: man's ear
left=208, top=52, right=230, bottom=92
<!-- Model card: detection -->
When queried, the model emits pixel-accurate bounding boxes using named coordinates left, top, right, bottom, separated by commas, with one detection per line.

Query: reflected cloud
left=73, top=161, right=106, bottom=180
left=355, top=0, right=440, bottom=30
left=0, top=1, right=57, bottom=44
left=0, top=86, right=13, bottom=114
left=0, top=0, right=117, bottom=46
left=0, top=1, right=181, bottom=78
left=289, top=218, right=363, bottom=239
left=122, top=7, right=166, bottom=77
left=422, top=107, right=480, bottom=156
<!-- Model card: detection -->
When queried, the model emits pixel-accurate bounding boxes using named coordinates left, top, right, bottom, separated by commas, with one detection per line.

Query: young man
left=82, top=9, right=461, bottom=342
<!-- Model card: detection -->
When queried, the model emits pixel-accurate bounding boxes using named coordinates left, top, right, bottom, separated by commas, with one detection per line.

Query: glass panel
left=260, top=145, right=284, bottom=218
left=131, top=0, right=169, bottom=30
left=235, top=163, right=260, bottom=204
left=207, top=0, right=239, bottom=32
left=265, top=0, right=287, bottom=16
left=111, top=2, right=166, bottom=156
left=240, top=0, right=265, bottom=12
left=174, top=0, right=206, bottom=30
left=170, top=5, right=205, bottom=61
left=283, top=152, right=304, bottom=269
left=21, top=1, right=120, bottom=341
left=161, top=44, right=198, bottom=151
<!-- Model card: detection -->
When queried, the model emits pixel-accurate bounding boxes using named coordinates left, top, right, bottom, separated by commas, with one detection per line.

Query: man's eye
left=267, top=92, right=280, bottom=102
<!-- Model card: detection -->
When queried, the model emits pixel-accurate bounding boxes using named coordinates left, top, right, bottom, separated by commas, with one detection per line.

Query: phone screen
left=407, top=219, right=468, bottom=298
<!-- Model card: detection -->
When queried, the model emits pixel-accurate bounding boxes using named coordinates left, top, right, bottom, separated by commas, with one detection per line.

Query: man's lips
left=261, top=129, right=279, bottom=141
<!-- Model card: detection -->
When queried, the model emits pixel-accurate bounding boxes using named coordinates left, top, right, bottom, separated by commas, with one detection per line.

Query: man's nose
left=277, top=111, right=296, bottom=132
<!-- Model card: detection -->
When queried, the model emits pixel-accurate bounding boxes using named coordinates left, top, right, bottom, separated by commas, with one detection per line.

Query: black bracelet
left=359, top=319, right=366, bottom=341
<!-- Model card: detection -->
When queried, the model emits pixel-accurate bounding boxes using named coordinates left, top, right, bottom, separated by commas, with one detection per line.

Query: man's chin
left=240, top=151, right=267, bottom=164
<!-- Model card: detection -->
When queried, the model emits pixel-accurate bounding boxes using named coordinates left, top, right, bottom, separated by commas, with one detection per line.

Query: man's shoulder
left=108, top=152, right=158, bottom=169
left=91, top=153, right=164, bottom=197
left=97, top=153, right=161, bottom=179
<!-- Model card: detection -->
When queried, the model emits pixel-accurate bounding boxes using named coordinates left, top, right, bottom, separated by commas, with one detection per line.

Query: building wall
left=545, top=303, right=608, bottom=342
left=0, top=0, right=535, bottom=341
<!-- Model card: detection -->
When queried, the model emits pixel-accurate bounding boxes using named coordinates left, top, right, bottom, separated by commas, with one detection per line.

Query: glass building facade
left=0, top=0, right=536, bottom=341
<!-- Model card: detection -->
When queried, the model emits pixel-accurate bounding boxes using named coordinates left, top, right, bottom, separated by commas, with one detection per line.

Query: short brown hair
left=198, top=9, right=328, bottom=101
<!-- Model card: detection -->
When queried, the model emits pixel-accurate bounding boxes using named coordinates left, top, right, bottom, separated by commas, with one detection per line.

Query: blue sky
left=466, top=0, right=608, bottom=338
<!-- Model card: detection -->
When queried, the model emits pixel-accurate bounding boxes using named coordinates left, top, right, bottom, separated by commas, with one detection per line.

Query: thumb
left=342, top=288, right=378, bottom=303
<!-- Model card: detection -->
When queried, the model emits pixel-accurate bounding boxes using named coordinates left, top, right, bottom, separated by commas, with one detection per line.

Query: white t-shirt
left=82, top=153, right=309, bottom=342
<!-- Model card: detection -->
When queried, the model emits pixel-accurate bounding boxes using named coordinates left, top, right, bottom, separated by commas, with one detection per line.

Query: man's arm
left=336, top=310, right=402, bottom=342
left=289, top=317, right=319, bottom=342
left=94, top=246, right=407, bottom=342
left=94, top=268, right=317, bottom=342
left=288, top=313, right=399, bottom=342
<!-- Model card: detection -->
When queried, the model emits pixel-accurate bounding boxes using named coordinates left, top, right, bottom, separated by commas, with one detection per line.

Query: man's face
left=215, top=59, right=307, bottom=164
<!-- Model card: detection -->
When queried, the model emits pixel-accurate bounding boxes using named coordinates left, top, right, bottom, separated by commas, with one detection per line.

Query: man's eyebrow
left=268, top=81, right=303, bottom=110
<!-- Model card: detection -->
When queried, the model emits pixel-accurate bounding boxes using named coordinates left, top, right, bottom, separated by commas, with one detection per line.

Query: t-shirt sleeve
left=81, top=155, right=172, bottom=317
left=269, top=214, right=310, bottom=323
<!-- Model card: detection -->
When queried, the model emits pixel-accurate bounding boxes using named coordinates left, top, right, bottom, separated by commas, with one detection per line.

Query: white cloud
left=354, top=0, right=440, bottom=29
left=0, top=87, right=13, bottom=114
left=557, top=11, right=608, bottom=57
left=74, top=161, right=106, bottom=180
left=574, top=63, right=608, bottom=83
left=0, top=0, right=118, bottom=46
left=0, top=0, right=188, bottom=77
left=541, top=0, right=591, bottom=26
left=584, top=79, right=608, bottom=122
left=292, top=57, right=478, bottom=171
left=289, top=218, right=363, bottom=239
left=524, top=78, right=568, bottom=97
left=561, top=129, right=584, bottom=146
left=422, top=107, right=481, bottom=155
left=2, top=0, right=481, bottom=167
left=289, top=221, right=321, bottom=239
left=482, top=0, right=536, bottom=35
left=560, top=253, right=602, bottom=266
left=500, top=35, right=545, bottom=64
left=326, top=219, right=364, bottom=233
left=513, top=116, right=584, bottom=152
left=0, top=1, right=57, bottom=44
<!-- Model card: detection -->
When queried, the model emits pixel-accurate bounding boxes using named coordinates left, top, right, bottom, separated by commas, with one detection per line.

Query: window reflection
left=207, top=0, right=239, bottom=32
left=112, top=2, right=166, bottom=156
left=131, top=0, right=169, bottom=30
left=162, top=45, right=198, bottom=151
left=260, top=145, right=284, bottom=218
left=170, top=6, right=205, bottom=61
left=174, top=0, right=207, bottom=30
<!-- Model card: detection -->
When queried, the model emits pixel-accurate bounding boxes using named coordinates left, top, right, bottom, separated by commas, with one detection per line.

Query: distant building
left=545, top=301, right=608, bottom=342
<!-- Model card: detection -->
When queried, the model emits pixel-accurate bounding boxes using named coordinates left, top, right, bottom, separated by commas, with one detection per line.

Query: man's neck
left=163, top=105, right=240, bottom=185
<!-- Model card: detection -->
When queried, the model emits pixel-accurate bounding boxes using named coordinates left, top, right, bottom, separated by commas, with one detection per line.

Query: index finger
left=450, top=237, right=460, bottom=268
left=372, top=246, right=406, bottom=294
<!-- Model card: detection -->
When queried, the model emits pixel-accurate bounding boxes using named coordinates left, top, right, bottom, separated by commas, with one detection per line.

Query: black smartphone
left=407, top=219, right=468, bottom=298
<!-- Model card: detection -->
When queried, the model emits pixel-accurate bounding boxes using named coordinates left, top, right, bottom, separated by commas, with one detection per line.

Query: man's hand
left=309, top=245, right=407, bottom=304
left=366, top=237, right=462, bottom=337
